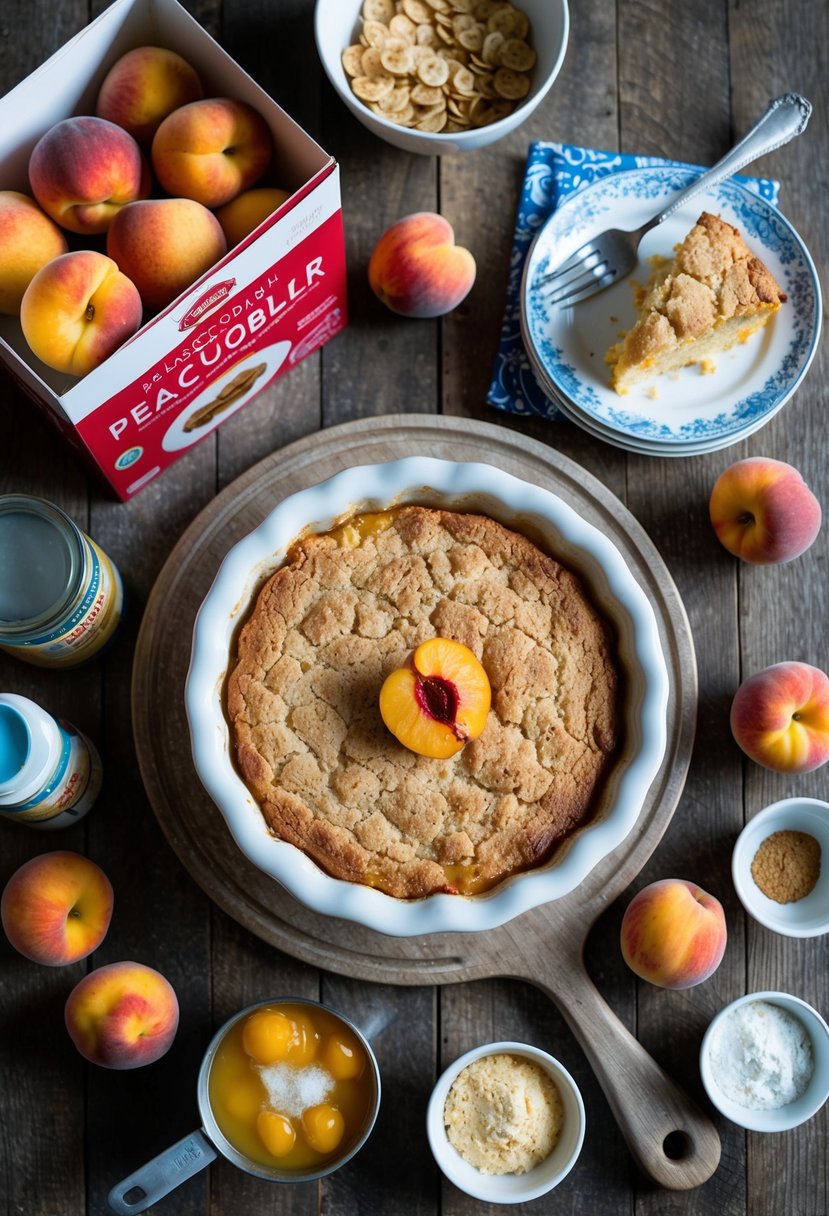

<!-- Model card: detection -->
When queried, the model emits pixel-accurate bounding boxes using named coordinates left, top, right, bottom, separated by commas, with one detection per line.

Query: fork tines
left=537, top=245, right=617, bottom=307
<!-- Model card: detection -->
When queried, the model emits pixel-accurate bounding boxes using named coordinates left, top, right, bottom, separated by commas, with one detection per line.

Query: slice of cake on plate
left=605, top=211, right=787, bottom=394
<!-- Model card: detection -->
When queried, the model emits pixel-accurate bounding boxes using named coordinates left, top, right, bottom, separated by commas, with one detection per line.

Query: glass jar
left=0, top=693, right=102, bottom=827
left=0, top=494, right=123, bottom=667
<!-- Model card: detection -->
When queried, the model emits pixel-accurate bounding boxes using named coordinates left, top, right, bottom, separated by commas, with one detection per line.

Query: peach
left=710, top=456, right=822, bottom=564
left=28, top=115, right=150, bottom=235
left=730, top=660, right=829, bottom=772
left=368, top=211, right=476, bottom=318
left=1, top=851, right=113, bottom=966
left=96, top=45, right=204, bottom=145
left=620, top=878, right=727, bottom=990
left=215, top=186, right=291, bottom=247
left=20, top=250, right=143, bottom=377
left=64, top=960, right=179, bottom=1069
left=151, top=97, right=273, bottom=209
left=107, top=197, right=227, bottom=312
left=380, top=637, right=491, bottom=759
left=0, top=191, right=68, bottom=314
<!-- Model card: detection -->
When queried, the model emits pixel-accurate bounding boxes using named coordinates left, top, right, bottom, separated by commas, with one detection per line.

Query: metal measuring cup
left=106, top=996, right=382, bottom=1214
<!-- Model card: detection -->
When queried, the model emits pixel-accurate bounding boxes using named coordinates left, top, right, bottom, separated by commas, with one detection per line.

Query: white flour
left=707, top=1000, right=813, bottom=1110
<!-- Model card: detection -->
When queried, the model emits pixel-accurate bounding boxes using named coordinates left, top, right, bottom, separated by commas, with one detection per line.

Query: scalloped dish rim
left=185, top=457, right=669, bottom=936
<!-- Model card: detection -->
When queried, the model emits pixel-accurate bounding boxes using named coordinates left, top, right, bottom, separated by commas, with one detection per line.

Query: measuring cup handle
left=106, top=1130, right=217, bottom=1214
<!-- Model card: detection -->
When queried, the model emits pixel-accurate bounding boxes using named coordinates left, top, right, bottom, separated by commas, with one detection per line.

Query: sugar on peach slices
left=379, top=636, right=491, bottom=759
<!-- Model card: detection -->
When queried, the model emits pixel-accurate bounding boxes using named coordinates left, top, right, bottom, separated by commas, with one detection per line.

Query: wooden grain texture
left=1, top=0, right=828, bottom=1211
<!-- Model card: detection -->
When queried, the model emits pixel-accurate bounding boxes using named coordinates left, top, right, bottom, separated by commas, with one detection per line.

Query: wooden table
left=1, top=1, right=827, bottom=1213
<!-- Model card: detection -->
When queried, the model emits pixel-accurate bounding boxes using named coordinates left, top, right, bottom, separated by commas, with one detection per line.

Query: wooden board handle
left=531, top=957, right=721, bottom=1189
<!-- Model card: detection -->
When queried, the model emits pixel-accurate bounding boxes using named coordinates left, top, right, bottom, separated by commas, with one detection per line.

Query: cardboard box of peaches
left=0, top=0, right=347, bottom=500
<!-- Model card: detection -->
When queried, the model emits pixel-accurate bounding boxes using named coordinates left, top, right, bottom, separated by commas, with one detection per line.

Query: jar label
left=0, top=536, right=123, bottom=667
left=2, top=723, right=102, bottom=824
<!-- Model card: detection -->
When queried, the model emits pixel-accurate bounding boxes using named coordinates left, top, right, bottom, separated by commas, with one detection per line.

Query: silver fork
left=537, top=93, right=811, bottom=309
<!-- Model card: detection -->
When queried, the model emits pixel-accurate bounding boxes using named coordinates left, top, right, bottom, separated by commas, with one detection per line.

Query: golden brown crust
left=606, top=212, right=786, bottom=391
left=226, top=506, right=621, bottom=899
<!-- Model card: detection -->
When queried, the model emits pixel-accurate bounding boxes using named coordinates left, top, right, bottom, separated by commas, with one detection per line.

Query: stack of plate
left=520, top=167, right=821, bottom=456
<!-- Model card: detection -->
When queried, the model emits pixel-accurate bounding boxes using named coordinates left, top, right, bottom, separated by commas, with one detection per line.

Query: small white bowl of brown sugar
left=732, top=797, right=829, bottom=937
left=426, top=1041, right=585, bottom=1202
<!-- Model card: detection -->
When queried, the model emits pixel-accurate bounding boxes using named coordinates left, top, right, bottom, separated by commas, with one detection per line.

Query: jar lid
left=0, top=695, right=58, bottom=805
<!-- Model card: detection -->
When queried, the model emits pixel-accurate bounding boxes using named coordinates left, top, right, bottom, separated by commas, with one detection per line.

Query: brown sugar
left=750, top=829, right=821, bottom=903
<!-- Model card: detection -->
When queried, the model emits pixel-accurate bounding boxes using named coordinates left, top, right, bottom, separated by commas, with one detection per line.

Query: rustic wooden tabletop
left=1, top=0, right=827, bottom=1213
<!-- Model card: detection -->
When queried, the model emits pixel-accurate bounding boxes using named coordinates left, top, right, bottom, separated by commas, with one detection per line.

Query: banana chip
left=346, top=0, right=535, bottom=134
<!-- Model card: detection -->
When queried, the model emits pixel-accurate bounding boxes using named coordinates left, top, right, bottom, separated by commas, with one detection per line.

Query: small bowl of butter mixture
left=700, top=991, right=829, bottom=1132
left=426, top=1041, right=585, bottom=1202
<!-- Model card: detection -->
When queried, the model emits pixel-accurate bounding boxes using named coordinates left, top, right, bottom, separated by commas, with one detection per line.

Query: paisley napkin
left=487, top=142, right=780, bottom=421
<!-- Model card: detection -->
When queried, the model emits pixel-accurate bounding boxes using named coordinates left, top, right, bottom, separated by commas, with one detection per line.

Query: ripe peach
left=710, top=457, right=822, bottom=564
left=730, top=661, right=829, bottom=772
left=368, top=212, right=476, bottom=318
left=620, top=878, right=727, bottom=989
left=1, top=851, right=113, bottom=966
left=107, top=197, right=227, bottom=312
left=151, top=97, right=273, bottom=208
left=0, top=191, right=68, bottom=314
left=96, top=45, right=204, bottom=145
left=215, top=186, right=291, bottom=247
left=380, top=637, right=491, bottom=759
left=28, top=115, right=150, bottom=235
left=20, top=250, right=143, bottom=377
left=64, top=960, right=179, bottom=1069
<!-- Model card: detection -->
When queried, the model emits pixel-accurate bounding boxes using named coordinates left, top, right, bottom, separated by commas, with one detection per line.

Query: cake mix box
left=0, top=0, right=347, bottom=499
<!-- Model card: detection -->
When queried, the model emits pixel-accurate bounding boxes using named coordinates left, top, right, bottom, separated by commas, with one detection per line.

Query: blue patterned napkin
left=487, top=142, right=780, bottom=421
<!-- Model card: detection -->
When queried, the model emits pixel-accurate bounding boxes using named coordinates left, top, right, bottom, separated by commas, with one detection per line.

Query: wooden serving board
left=133, top=415, right=717, bottom=1189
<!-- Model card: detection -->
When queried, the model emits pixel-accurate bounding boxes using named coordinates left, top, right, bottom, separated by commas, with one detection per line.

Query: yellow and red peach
left=28, top=115, right=150, bottom=235
left=151, top=97, right=273, bottom=209
left=1, top=851, right=113, bottom=966
left=20, top=250, right=143, bottom=377
left=0, top=191, right=68, bottom=315
left=380, top=636, right=491, bottom=759
left=107, top=197, right=227, bottom=312
left=368, top=212, right=476, bottom=318
left=710, top=457, right=822, bottom=564
left=215, top=186, right=291, bottom=247
left=64, top=960, right=179, bottom=1069
left=96, top=45, right=204, bottom=145
left=620, top=878, right=727, bottom=989
left=730, top=660, right=829, bottom=772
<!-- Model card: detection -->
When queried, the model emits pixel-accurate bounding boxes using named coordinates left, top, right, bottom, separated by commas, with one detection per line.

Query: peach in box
left=709, top=457, right=821, bottom=564
left=96, top=45, right=204, bottom=145
left=20, top=250, right=143, bottom=377
left=731, top=661, right=829, bottom=773
left=29, top=115, right=150, bottom=235
left=216, top=186, right=291, bottom=247
left=368, top=212, right=476, bottom=318
left=620, top=878, right=727, bottom=989
left=108, top=197, right=227, bottom=312
left=1, top=851, right=113, bottom=965
left=0, top=191, right=68, bottom=314
left=65, top=960, right=179, bottom=1069
left=151, top=97, right=273, bottom=209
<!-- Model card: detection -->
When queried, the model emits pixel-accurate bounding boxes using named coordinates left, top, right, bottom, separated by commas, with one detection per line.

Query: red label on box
left=76, top=212, right=347, bottom=498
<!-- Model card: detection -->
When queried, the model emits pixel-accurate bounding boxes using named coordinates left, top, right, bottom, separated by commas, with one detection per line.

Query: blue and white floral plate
left=520, top=167, right=821, bottom=451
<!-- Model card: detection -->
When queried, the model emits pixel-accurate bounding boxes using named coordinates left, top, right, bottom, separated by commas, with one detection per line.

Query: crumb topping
left=606, top=211, right=786, bottom=389
left=226, top=506, right=621, bottom=899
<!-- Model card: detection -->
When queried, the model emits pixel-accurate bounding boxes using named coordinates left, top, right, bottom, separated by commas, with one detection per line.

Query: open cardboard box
left=0, top=0, right=347, bottom=499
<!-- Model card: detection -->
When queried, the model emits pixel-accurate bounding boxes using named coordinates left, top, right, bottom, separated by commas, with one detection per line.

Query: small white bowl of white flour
left=700, top=991, right=829, bottom=1131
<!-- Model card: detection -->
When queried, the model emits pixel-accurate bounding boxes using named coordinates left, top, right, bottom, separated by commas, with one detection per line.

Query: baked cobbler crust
left=606, top=211, right=786, bottom=392
left=226, top=506, right=621, bottom=899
